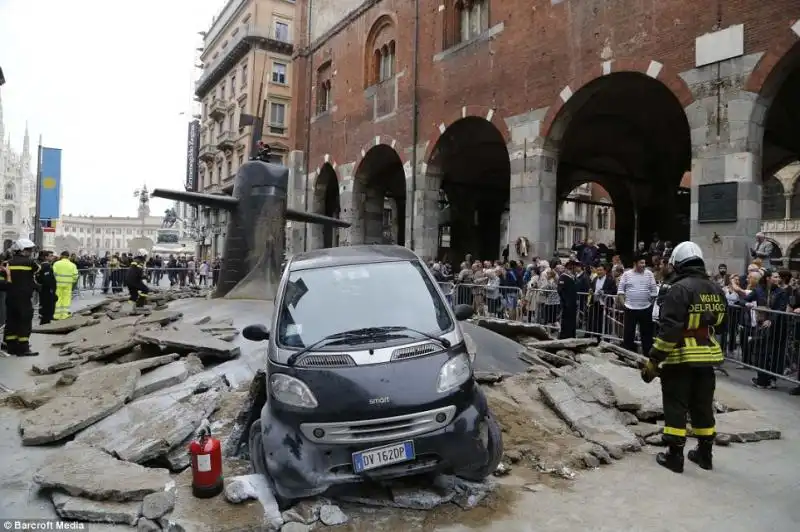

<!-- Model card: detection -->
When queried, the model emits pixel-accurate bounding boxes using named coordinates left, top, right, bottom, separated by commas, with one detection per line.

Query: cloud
left=0, top=0, right=221, bottom=217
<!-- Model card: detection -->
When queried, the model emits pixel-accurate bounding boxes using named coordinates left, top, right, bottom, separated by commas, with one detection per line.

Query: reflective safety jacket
left=5, top=255, right=39, bottom=299
left=53, top=257, right=79, bottom=288
left=651, top=268, right=726, bottom=366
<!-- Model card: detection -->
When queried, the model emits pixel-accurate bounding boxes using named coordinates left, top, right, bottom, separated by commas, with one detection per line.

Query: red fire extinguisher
left=189, top=420, right=224, bottom=498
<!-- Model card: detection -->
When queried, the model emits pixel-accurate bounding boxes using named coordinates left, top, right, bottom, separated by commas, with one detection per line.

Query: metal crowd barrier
left=441, top=282, right=799, bottom=386
left=718, top=303, right=799, bottom=385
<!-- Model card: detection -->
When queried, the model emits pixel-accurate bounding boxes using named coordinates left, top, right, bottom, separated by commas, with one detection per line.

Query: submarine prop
left=152, top=150, right=348, bottom=300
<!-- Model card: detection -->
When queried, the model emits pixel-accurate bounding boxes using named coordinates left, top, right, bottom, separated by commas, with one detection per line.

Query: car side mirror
left=453, top=304, right=474, bottom=321
left=243, top=324, right=270, bottom=342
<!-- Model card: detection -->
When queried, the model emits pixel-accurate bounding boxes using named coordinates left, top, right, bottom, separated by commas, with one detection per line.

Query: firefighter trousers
left=54, top=283, right=73, bottom=320
left=4, top=296, right=34, bottom=351
left=660, top=364, right=717, bottom=446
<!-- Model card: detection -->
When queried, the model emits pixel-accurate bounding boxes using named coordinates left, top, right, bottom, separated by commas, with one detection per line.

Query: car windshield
left=277, top=260, right=453, bottom=348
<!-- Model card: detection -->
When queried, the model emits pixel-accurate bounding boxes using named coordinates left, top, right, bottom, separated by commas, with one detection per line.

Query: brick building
left=286, top=0, right=800, bottom=273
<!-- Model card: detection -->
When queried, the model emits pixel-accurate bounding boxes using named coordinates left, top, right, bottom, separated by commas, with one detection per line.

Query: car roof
left=288, top=245, right=420, bottom=271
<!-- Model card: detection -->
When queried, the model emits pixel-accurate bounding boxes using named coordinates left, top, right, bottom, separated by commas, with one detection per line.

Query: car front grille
left=300, top=405, right=457, bottom=445
left=294, top=354, right=356, bottom=367
left=390, top=342, right=443, bottom=361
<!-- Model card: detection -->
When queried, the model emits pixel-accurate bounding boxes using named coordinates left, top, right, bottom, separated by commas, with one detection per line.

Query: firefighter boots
left=656, top=445, right=685, bottom=473
left=687, top=440, right=713, bottom=470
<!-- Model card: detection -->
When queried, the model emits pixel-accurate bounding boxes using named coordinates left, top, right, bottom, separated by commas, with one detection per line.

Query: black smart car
left=243, top=245, right=503, bottom=504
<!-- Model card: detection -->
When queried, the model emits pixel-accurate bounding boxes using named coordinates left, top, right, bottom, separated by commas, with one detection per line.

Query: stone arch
left=540, top=58, right=695, bottom=142
left=310, top=162, right=342, bottom=249
left=422, top=105, right=511, bottom=164
left=314, top=153, right=338, bottom=176
left=543, top=70, right=692, bottom=258
left=354, top=135, right=405, bottom=171
left=351, top=144, right=407, bottom=246
left=744, top=20, right=800, bottom=94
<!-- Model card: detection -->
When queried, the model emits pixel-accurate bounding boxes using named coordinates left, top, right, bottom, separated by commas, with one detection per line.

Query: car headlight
left=269, top=374, right=319, bottom=408
left=437, top=352, right=472, bottom=393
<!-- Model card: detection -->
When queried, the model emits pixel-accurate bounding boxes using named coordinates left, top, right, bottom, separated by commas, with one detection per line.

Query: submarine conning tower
left=152, top=159, right=349, bottom=300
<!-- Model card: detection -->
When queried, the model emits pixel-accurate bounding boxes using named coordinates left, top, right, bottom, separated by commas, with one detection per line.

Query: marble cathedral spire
left=23, top=121, right=30, bottom=159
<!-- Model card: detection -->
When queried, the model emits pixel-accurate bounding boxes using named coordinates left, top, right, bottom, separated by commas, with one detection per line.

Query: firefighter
left=642, top=241, right=726, bottom=473
left=53, top=251, right=79, bottom=320
left=126, top=249, right=150, bottom=311
left=3, top=238, right=40, bottom=356
left=35, top=250, right=57, bottom=325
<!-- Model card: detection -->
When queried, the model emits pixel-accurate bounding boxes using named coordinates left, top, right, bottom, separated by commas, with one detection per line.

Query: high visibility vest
left=53, top=258, right=79, bottom=287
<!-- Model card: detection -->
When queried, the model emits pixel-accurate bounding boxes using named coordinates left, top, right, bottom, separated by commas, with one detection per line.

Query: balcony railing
left=199, top=143, right=216, bottom=163
left=216, top=130, right=235, bottom=151
left=761, top=219, right=800, bottom=233
left=196, top=25, right=294, bottom=97
left=209, top=99, right=227, bottom=121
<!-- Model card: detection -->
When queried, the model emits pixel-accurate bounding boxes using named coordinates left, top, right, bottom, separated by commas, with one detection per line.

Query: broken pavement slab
left=133, top=360, right=190, bottom=399
left=51, top=491, right=141, bottom=525
left=19, top=365, right=140, bottom=445
left=74, top=390, right=222, bottom=464
left=135, top=324, right=241, bottom=359
left=135, top=310, right=184, bottom=327
left=539, top=378, right=640, bottom=453
left=707, top=410, right=781, bottom=443
left=581, top=359, right=663, bottom=420
left=162, top=469, right=279, bottom=532
left=472, top=318, right=552, bottom=340
left=33, top=442, right=171, bottom=501
left=32, top=315, right=100, bottom=334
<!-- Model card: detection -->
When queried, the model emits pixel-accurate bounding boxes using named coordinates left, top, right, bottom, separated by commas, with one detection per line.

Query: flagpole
left=33, top=140, right=43, bottom=248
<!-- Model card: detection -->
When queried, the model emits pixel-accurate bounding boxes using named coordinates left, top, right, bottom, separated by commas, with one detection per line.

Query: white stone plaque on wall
left=695, top=24, right=744, bottom=67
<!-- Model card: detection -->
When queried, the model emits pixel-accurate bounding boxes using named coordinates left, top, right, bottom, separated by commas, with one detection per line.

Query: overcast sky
left=0, top=0, right=222, bottom=218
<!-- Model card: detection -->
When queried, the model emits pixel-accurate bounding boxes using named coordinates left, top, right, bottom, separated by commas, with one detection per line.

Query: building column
left=507, top=144, right=558, bottom=262
left=286, top=150, right=306, bottom=254
left=785, top=193, right=792, bottom=220
left=413, top=161, right=441, bottom=262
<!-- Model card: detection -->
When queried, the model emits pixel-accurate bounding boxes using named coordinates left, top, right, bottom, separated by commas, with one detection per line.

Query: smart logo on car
left=369, top=396, right=390, bottom=405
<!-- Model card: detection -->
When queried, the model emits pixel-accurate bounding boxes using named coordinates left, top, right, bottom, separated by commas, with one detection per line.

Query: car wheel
left=455, top=413, right=504, bottom=481
left=248, top=420, right=293, bottom=510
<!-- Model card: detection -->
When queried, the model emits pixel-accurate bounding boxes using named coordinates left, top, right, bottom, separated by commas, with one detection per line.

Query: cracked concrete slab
left=33, top=443, right=171, bottom=501
left=51, top=491, right=141, bottom=525
left=19, top=365, right=140, bottom=445
left=539, top=378, right=640, bottom=452
left=133, top=361, right=190, bottom=399
left=74, top=390, right=221, bottom=463
left=708, top=410, right=782, bottom=442
left=33, top=316, right=100, bottom=334
left=161, top=468, right=276, bottom=532
left=50, top=316, right=140, bottom=348
left=582, top=360, right=663, bottom=420
left=135, top=325, right=241, bottom=359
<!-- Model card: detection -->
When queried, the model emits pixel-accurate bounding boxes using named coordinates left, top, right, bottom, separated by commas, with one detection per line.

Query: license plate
left=352, top=441, right=415, bottom=473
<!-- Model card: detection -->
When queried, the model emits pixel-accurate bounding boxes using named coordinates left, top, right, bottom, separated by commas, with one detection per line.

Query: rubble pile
left=472, top=318, right=783, bottom=475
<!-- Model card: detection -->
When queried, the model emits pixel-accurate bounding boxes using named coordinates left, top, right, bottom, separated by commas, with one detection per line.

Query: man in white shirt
left=617, top=255, right=658, bottom=354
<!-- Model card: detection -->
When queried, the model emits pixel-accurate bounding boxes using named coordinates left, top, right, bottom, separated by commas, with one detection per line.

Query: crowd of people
left=429, top=233, right=800, bottom=396
left=67, top=252, right=223, bottom=293
left=0, top=240, right=225, bottom=358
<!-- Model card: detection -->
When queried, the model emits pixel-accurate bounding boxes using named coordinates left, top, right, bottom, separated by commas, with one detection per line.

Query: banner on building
left=185, top=120, right=200, bottom=191
left=39, top=147, right=62, bottom=220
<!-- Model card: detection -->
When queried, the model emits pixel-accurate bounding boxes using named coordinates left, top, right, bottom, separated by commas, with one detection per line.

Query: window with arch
left=365, top=16, right=396, bottom=87
left=444, top=0, right=489, bottom=48
left=4, top=210, right=13, bottom=225
left=316, top=62, right=332, bottom=114
left=3, top=183, right=13, bottom=201
left=762, top=175, right=785, bottom=220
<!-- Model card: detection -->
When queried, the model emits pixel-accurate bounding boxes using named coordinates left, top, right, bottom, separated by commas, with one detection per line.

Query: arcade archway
left=426, top=116, right=510, bottom=263
left=761, top=175, right=786, bottom=220
left=351, top=145, right=406, bottom=245
left=311, top=163, right=341, bottom=248
left=557, top=182, right=617, bottom=259
left=758, top=42, right=800, bottom=181
left=548, top=72, right=692, bottom=261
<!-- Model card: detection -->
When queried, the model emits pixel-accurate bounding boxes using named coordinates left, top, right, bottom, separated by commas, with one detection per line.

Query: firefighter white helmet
left=10, top=238, right=36, bottom=252
left=136, top=248, right=148, bottom=257
left=668, top=241, right=704, bottom=268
